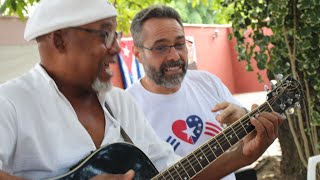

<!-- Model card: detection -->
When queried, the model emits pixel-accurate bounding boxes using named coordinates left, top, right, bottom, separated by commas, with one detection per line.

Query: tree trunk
left=278, top=119, right=306, bottom=179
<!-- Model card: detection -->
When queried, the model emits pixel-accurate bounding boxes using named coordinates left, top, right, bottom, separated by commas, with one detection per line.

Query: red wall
left=113, top=25, right=270, bottom=93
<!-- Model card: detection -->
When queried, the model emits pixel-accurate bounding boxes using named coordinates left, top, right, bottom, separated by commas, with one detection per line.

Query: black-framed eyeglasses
left=139, top=40, right=193, bottom=55
left=70, top=27, right=119, bottom=48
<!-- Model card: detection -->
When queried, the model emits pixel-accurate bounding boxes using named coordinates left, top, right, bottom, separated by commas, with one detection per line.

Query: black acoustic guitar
left=49, top=75, right=303, bottom=180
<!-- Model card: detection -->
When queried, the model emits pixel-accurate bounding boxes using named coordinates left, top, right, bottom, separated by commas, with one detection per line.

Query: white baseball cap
left=24, top=0, right=117, bottom=41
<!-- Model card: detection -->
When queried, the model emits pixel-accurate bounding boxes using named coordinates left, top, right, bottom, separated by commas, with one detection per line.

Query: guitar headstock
left=266, top=75, right=303, bottom=114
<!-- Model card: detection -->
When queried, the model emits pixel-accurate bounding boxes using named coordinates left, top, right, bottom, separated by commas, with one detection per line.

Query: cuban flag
left=118, top=37, right=144, bottom=89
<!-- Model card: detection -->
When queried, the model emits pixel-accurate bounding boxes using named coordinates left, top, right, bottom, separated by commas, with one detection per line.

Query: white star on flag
left=183, top=126, right=196, bottom=140
left=123, top=46, right=130, bottom=58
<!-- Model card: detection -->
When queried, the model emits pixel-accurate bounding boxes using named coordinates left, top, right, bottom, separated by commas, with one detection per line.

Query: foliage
left=166, top=0, right=233, bottom=24
left=0, top=0, right=39, bottom=20
left=0, top=0, right=233, bottom=34
left=224, top=0, right=320, bottom=173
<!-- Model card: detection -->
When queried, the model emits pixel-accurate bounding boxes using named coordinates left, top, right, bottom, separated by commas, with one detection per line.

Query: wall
left=0, top=17, right=269, bottom=94
left=183, top=24, right=269, bottom=93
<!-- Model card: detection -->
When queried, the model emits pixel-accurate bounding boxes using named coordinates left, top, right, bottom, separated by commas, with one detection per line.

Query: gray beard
left=92, top=77, right=112, bottom=94
left=144, top=59, right=187, bottom=88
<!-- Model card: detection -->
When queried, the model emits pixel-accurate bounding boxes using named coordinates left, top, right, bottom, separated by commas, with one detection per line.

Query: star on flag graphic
left=167, top=115, right=222, bottom=151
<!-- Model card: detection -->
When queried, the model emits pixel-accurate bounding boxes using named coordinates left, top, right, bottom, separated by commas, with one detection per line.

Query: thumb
left=251, top=104, right=258, bottom=111
left=124, top=169, right=135, bottom=179
left=211, top=102, right=229, bottom=112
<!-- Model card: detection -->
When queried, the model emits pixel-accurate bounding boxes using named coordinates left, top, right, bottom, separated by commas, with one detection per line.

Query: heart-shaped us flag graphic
left=172, top=115, right=203, bottom=144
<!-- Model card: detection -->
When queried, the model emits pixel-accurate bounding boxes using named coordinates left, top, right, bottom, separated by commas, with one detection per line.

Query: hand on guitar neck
left=240, top=104, right=285, bottom=164
left=212, top=102, right=285, bottom=165
left=193, top=103, right=285, bottom=180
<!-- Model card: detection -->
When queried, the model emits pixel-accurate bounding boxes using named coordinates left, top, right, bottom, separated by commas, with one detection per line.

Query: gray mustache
left=160, top=60, right=184, bottom=69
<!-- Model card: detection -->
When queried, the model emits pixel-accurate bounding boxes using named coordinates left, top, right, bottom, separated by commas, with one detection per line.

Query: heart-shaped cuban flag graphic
left=172, top=115, right=203, bottom=144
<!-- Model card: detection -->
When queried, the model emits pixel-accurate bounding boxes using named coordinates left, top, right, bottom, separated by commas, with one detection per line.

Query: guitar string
left=156, top=105, right=271, bottom=179
left=157, top=99, right=277, bottom=179
left=155, top=107, right=264, bottom=177
left=182, top=104, right=272, bottom=177
left=156, top=94, right=281, bottom=179
left=159, top=82, right=299, bottom=179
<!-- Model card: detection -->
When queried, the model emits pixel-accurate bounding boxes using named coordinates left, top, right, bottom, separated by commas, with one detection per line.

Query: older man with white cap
left=0, top=0, right=183, bottom=179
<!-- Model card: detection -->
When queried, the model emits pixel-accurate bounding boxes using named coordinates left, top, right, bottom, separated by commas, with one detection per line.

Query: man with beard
left=0, top=0, right=183, bottom=179
left=126, top=5, right=284, bottom=180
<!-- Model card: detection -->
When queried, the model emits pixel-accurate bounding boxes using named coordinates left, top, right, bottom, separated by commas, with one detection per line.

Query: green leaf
left=10, top=0, right=17, bottom=11
left=246, top=64, right=254, bottom=71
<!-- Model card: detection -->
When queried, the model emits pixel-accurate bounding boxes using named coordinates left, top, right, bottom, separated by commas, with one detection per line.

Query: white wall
left=0, top=45, right=39, bottom=83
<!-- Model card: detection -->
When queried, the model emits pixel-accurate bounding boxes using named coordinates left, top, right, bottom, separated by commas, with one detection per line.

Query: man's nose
left=167, top=46, right=181, bottom=60
left=108, top=39, right=121, bottom=54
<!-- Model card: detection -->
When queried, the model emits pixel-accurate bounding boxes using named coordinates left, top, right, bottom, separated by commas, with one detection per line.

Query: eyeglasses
left=70, top=27, right=119, bottom=48
left=139, top=40, right=193, bottom=55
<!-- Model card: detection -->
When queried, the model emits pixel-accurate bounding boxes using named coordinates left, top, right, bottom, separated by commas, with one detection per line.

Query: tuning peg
left=294, top=102, right=301, bottom=109
left=285, top=108, right=295, bottom=115
left=276, top=74, right=284, bottom=81
left=264, top=85, right=270, bottom=92
left=270, top=80, right=277, bottom=89
left=287, top=98, right=293, bottom=105
left=281, top=113, right=287, bottom=119
left=280, top=103, right=286, bottom=110
left=295, top=93, right=301, bottom=99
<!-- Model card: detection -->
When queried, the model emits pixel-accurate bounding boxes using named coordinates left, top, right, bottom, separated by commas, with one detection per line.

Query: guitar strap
left=104, top=101, right=134, bottom=144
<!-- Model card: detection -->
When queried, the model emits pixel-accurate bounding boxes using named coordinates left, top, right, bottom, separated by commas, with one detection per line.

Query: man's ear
left=52, top=30, right=66, bottom=53
left=132, top=45, right=142, bottom=63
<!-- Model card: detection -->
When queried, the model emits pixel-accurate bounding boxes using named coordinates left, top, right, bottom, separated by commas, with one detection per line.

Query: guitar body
left=51, top=143, right=159, bottom=180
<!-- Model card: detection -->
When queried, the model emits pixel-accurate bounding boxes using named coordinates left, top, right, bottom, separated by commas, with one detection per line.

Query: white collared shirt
left=0, top=64, right=180, bottom=179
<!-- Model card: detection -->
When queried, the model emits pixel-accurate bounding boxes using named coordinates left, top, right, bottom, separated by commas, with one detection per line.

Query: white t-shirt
left=0, top=64, right=180, bottom=179
left=127, top=70, right=242, bottom=180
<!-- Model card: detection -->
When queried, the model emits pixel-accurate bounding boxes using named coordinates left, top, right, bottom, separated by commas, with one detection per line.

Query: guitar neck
left=152, top=102, right=273, bottom=180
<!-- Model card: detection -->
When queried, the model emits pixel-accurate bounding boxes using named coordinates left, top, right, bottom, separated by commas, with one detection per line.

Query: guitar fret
left=163, top=169, right=175, bottom=179
left=225, top=127, right=240, bottom=145
left=199, top=147, right=210, bottom=162
left=221, top=130, right=232, bottom=147
left=153, top=173, right=166, bottom=180
left=256, top=106, right=261, bottom=113
left=192, top=150, right=204, bottom=169
left=184, top=156, right=196, bottom=178
left=172, top=162, right=184, bottom=180
left=240, top=119, right=254, bottom=133
left=215, top=134, right=230, bottom=151
left=239, top=118, right=248, bottom=134
left=173, top=163, right=187, bottom=180
left=229, top=125, right=240, bottom=141
left=208, top=139, right=223, bottom=158
left=179, top=161, right=191, bottom=179
left=207, top=142, right=217, bottom=159
left=266, top=101, right=274, bottom=112
left=194, top=148, right=210, bottom=168
left=203, top=143, right=216, bottom=162
left=189, top=152, right=203, bottom=174
left=168, top=165, right=182, bottom=179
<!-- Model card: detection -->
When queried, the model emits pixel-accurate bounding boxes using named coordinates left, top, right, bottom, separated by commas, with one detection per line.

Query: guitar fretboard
left=152, top=102, right=273, bottom=180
